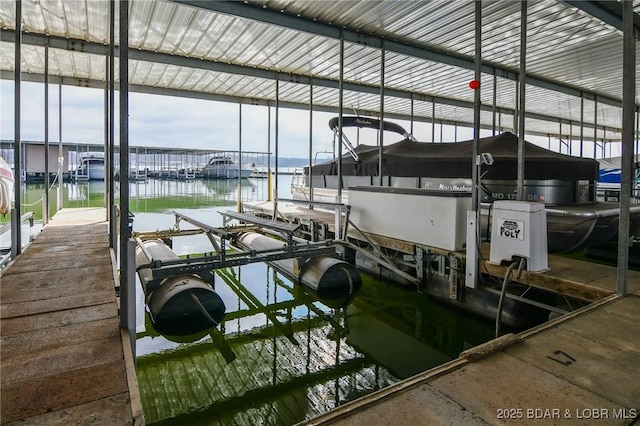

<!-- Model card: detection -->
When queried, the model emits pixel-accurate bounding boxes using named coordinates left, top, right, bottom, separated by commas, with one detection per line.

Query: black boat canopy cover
left=309, top=131, right=599, bottom=181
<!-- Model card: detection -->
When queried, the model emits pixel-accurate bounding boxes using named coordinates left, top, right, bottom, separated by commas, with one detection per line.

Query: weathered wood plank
left=0, top=290, right=115, bottom=319
left=0, top=359, right=128, bottom=423
left=3, top=393, right=133, bottom=426
left=506, top=328, right=640, bottom=408
left=599, top=294, right=640, bottom=321
left=480, top=260, right=614, bottom=302
left=1, top=303, right=117, bottom=336
left=0, top=264, right=114, bottom=302
left=29, top=231, right=109, bottom=246
left=1, top=318, right=121, bottom=360
left=1, top=336, right=124, bottom=383
left=2, top=250, right=112, bottom=275
left=430, top=352, right=624, bottom=424
left=6, top=244, right=109, bottom=262
left=553, top=303, right=640, bottom=354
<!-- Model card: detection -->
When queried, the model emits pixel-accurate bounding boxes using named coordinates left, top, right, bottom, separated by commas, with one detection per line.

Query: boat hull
left=86, top=164, right=105, bottom=180
left=0, top=157, right=14, bottom=216
left=76, top=158, right=105, bottom=181
left=292, top=185, right=640, bottom=253
left=201, top=166, right=253, bottom=179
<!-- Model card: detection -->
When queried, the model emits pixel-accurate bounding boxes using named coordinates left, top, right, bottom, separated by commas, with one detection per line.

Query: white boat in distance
left=200, top=156, right=254, bottom=179
left=75, top=155, right=105, bottom=181
left=0, top=156, right=14, bottom=216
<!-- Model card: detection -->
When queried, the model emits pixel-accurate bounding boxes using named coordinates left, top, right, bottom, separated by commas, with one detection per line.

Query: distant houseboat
left=200, top=156, right=254, bottom=179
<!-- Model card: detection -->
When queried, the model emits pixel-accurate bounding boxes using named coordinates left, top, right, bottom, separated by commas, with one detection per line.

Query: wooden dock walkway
left=304, top=290, right=640, bottom=425
left=0, top=208, right=142, bottom=425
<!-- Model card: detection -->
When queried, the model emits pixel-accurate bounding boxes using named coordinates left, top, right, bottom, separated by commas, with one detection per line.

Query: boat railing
left=290, top=168, right=307, bottom=194
left=74, top=168, right=90, bottom=182
left=0, top=211, right=36, bottom=270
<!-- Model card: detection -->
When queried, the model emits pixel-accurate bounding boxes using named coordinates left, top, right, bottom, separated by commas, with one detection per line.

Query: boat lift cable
left=190, top=291, right=219, bottom=326
left=495, top=258, right=526, bottom=338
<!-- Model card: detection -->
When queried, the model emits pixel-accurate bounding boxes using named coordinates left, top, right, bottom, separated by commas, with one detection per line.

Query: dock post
left=10, top=208, right=18, bottom=259
left=617, top=0, right=635, bottom=296
left=120, top=239, right=137, bottom=359
left=13, top=0, right=22, bottom=256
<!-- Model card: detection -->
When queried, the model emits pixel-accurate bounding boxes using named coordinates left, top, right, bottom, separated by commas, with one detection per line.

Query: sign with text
left=498, top=218, right=525, bottom=241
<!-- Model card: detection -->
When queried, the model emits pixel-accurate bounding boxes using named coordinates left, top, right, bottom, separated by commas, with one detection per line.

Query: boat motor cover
left=309, top=132, right=599, bottom=181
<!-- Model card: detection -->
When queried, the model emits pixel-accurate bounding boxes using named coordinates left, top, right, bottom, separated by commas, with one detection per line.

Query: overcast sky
left=0, top=80, right=493, bottom=158
left=2, top=80, right=616, bottom=160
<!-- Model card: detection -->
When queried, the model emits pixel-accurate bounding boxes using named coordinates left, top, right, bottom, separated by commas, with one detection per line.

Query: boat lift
left=134, top=210, right=337, bottom=282
left=133, top=210, right=353, bottom=339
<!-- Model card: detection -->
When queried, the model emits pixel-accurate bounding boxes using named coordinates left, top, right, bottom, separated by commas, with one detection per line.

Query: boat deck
left=0, top=208, right=142, bottom=425
left=303, top=291, right=640, bottom=425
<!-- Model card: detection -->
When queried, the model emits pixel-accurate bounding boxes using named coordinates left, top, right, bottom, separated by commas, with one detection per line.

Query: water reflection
left=64, top=177, right=264, bottom=211
left=136, top=260, right=494, bottom=425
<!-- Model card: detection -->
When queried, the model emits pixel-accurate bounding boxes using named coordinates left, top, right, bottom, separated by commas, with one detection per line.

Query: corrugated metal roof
left=0, top=0, right=638, bottom=143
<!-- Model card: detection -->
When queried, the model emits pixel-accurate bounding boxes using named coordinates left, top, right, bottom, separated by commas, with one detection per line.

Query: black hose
left=495, top=259, right=524, bottom=338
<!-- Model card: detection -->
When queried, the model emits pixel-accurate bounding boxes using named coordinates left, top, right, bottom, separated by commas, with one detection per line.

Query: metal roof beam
left=564, top=0, right=640, bottom=39
left=1, top=30, right=624, bottom=140
left=1, top=68, right=614, bottom=142
left=0, top=30, right=506, bottom=116
left=0, top=27, right=627, bottom=112
left=0, top=30, right=108, bottom=55
left=171, top=0, right=624, bottom=108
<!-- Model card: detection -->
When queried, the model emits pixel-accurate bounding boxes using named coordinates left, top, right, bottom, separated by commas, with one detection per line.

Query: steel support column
left=569, top=122, right=573, bottom=155
left=274, top=77, right=279, bottom=218
left=44, top=42, right=50, bottom=224
left=580, top=95, right=584, bottom=157
left=410, top=95, right=414, bottom=135
left=378, top=41, right=385, bottom=187
left=492, top=73, right=497, bottom=135
left=467, top=0, right=482, bottom=290
left=517, top=1, right=527, bottom=201
left=57, top=83, right=62, bottom=212
left=12, top=0, right=22, bottom=257
left=616, top=0, right=635, bottom=296
left=119, top=0, right=132, bottom=327
left=267, top=104, right=272, bottom=201
left=431, top=101, right=435, bottom=142
left=309, top=85, right=314, bottom=203
left=633, top=107, right=640, bottom=158
left=594, top=98, right=598, bottom=158
left=238, top=103, right=242, bottom=212
left=104, top=55, right=109, bottom=215
left=109, top=0, right=116, bottom=246
left=337, top=33, right=344, bottom=203
left=336, top=33, right=345, bottom=239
